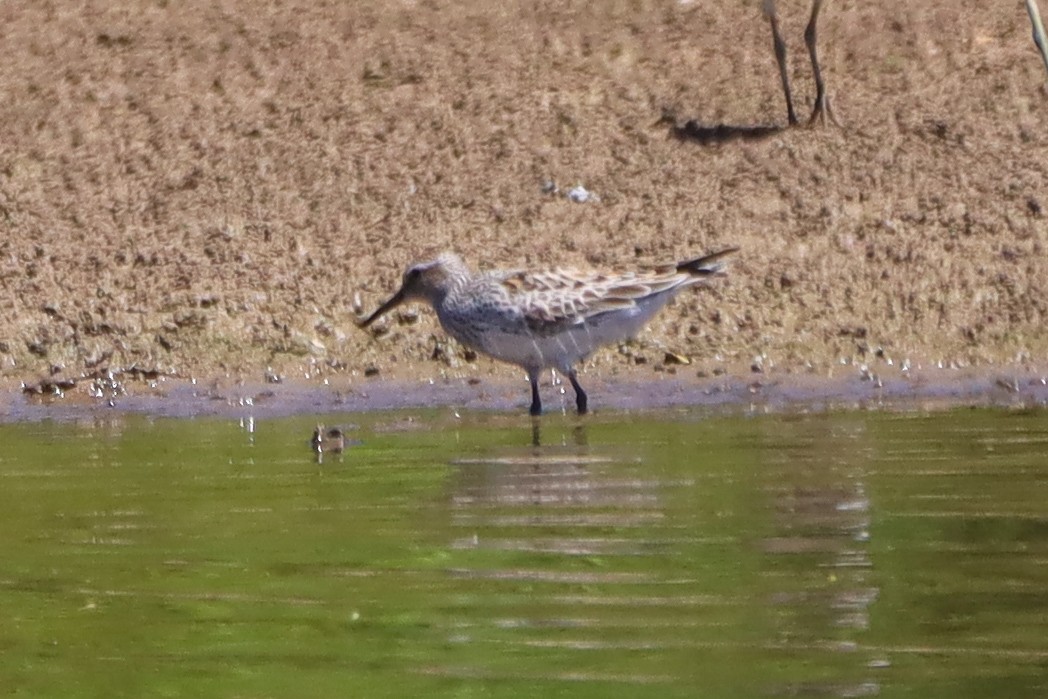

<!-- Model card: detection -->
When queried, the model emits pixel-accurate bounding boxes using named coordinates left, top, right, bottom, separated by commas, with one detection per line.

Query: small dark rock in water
left=311, top=424, right=345, bottom=453
left=364, top=366, right=380, bottom=377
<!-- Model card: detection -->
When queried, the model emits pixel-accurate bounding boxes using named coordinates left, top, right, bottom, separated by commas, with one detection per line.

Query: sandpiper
left=359, top=248, right=737, bottom=416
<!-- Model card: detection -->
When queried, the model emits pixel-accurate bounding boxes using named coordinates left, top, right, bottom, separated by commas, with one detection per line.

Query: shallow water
left=1, top=408, right=1047, bottom=698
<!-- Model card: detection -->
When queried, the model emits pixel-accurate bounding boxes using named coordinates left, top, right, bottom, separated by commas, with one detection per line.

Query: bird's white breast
left=438, top=288, right=679, bottom=374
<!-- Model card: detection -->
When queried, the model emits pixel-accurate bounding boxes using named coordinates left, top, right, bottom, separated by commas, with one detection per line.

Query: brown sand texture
left=2, top=0, right=1047, bottom=407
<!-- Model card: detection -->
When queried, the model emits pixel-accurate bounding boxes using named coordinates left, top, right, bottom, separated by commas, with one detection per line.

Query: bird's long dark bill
left=359, top=287, right=407, bottom=328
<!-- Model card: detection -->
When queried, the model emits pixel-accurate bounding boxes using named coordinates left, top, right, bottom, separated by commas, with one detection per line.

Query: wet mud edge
left=2, top=367, right=1047, bottom=423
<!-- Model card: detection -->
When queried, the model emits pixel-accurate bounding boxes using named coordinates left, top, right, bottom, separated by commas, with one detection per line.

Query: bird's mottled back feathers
left=489, top=264, right=717, bottom=335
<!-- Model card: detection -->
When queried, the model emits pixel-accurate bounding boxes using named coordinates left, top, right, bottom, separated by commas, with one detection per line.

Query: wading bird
left=359, top=249, right=736, bottom=416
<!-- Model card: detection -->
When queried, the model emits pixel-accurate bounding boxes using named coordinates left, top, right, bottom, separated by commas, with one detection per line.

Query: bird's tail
left=676, top=247, right=739, bottom=278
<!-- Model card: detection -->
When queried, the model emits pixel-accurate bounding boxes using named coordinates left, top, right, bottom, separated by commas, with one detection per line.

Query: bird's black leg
left=568, top=370, right=588, bottom=415
left=763, top=0, right=798, bottom=126
left=529, top=374, right=542, bottom=416
left=804, top=0, right=839, bottom=126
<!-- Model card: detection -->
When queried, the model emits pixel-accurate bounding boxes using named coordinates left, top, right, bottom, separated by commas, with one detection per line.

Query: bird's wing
left=497, top=268, right=690, bottom=335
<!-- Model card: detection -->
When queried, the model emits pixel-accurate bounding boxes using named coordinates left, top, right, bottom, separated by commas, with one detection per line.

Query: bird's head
left=358, top=253, right=467, bottom=328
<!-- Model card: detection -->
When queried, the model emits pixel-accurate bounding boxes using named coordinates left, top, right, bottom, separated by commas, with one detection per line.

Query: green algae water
left=1, top=408, right=1047, bottom=698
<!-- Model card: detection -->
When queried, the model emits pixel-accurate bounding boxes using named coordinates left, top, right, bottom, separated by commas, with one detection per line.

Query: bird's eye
left=407, top=268, right=421, bottom=281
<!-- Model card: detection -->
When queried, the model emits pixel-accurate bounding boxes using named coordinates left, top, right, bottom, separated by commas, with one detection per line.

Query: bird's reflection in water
left=441, top=419, right=688, bottom=688
left=529, top=417, right=588, bottom=449
left=449, top=418, right=658, bottom=548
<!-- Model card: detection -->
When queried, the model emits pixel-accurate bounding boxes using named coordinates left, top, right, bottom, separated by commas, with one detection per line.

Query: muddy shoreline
left=2, top=1, right=1046, bottom=414
left=4, top=364, right=1046, bottom=424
